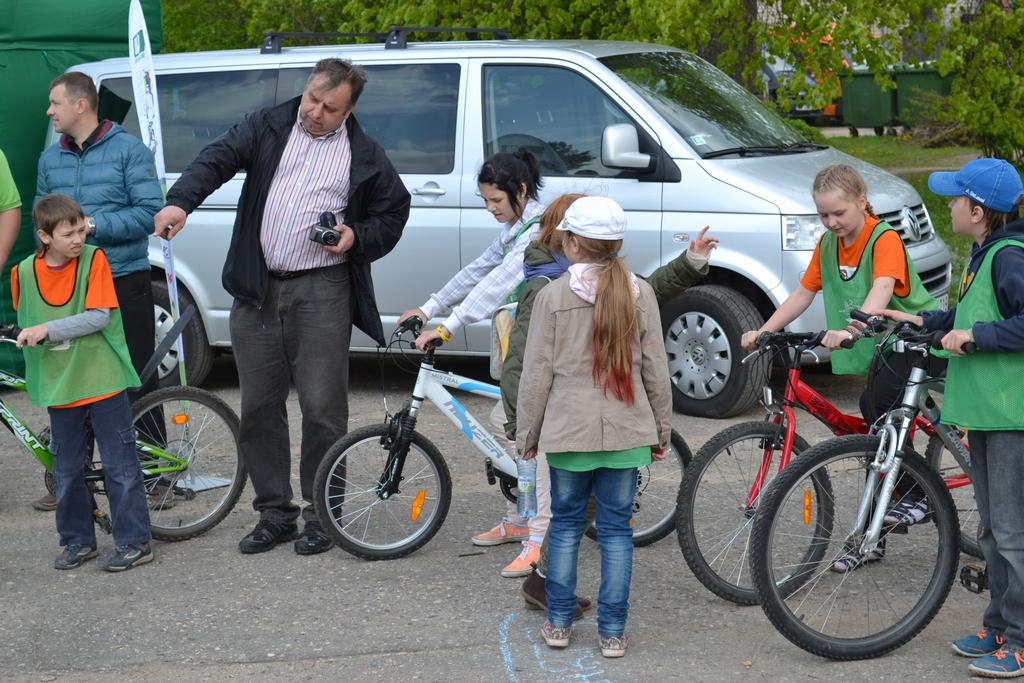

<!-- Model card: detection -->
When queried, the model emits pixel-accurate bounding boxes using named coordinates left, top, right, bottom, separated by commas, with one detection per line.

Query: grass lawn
left=828, top=135, right=981, bottom=291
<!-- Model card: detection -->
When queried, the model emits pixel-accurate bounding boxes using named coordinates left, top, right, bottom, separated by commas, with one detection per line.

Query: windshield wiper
left=701, top=146, right=785, bottom=159
left=702, top=142, right=829, bottom=159
left=782, top=142, right=829, bottom=152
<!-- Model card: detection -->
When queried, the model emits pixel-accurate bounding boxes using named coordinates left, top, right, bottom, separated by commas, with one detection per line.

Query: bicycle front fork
left=377, top=405, right=417, bottom=499
left=852, top=423, right=904, bottom=551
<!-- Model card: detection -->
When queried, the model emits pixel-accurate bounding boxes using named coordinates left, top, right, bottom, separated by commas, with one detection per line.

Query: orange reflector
left=171, top=413, right=189, bottom=425
left=410, top=489, right=426, bottom=521
left=803, top=489, right=812, bottom=525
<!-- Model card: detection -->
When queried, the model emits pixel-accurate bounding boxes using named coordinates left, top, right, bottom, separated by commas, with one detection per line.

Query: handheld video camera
left=309, top=211, right=341, bottom=247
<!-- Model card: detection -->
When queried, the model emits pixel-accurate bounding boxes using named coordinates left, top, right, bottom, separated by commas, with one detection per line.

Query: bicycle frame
left=407, top=356, right=518, bottom=479
left=0, top=370, right=53, bottom=469
left=852, top=341, right=972, bottom=551
left=0, top=368, right=201, bottom=487
left=747, top=343, right=868, bottom=508
left=747, top=338, right=945, bottom=510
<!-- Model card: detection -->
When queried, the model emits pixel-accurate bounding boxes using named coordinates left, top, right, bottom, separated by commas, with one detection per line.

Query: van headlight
left=783, top=215, right=825, bottom=251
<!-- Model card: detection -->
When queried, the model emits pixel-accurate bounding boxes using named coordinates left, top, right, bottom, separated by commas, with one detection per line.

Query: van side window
left=482, top=65, right=633, bottom=178
left=98, top=70, right=278, bottom=172
left=280, top=64, right=460, bottom=175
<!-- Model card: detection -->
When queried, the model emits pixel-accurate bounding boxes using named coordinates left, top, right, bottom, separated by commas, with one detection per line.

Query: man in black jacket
left=153, top=58, right=410, bottom=555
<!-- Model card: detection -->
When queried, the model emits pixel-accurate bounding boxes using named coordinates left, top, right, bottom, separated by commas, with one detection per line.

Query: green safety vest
left=942, top=239, right=1024, bottom=430
left=819, top=222, right=937, bottom=375
left=17, top=245, right=140, bottom=407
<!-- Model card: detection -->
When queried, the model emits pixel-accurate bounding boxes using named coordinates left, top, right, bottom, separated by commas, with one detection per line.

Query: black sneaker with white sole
left=54, top=544, right=98, bottom=570
left=100, top=544, right=153, bottom=572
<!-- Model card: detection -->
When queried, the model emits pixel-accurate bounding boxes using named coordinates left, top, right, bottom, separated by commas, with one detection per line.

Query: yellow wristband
left=436, top=325, right=452, bottom=342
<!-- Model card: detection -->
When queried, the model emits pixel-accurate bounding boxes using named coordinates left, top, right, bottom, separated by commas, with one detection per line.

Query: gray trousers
left=229, top=263, right=353, bottom=524
left=969, top=429, right=1024, bottom=647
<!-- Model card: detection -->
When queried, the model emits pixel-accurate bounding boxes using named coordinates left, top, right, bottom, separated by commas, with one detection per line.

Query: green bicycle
left=1, top=323, right=244, bottom=541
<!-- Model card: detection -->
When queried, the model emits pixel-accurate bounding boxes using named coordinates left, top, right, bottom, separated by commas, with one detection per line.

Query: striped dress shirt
left=261, top=115, right=352, bottom=272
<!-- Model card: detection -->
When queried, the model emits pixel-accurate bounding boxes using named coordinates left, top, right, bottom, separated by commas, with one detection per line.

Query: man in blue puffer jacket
left=33, top=71, right=163, bottom=511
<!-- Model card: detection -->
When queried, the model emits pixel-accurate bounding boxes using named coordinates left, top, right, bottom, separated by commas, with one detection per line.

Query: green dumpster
left=892, top=63, right=954, bottom=128
left=841, top=68, right=897, bottom=131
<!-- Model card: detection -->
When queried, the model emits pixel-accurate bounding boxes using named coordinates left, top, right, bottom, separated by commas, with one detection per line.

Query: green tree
left=938, top=2, right=1024, bottom=165
left=162, top=0, right=947, bottom=112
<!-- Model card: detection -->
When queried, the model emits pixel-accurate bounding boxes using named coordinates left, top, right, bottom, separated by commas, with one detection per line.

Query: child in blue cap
left=883, top=158, right=1024, bottom=677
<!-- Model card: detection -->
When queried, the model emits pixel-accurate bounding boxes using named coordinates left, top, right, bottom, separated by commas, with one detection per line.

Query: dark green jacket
left=501, top=242, right=709, bottom=439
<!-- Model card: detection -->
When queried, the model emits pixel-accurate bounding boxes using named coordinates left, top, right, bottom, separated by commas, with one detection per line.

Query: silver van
left=61, top=29, right=951, bottom=417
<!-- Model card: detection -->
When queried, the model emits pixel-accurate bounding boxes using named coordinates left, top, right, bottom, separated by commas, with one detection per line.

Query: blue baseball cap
left=928, top=158, right=1023, bottom=213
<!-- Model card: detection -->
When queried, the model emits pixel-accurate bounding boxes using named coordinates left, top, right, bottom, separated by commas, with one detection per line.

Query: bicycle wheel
left=676, top=421, right=813, bottom=605
left=131, top=386, right=245, bottom=541
left=925, top=432, right=981, bottom=558
left=750, top=434, right=959, bottom=660
left=313, top=424, right=452, bottom=560
left=584, top=429, right=691, bottom=547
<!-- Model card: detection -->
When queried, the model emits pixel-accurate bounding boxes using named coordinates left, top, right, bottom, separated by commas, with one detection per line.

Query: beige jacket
left=515, top=275, right=673, bottom=456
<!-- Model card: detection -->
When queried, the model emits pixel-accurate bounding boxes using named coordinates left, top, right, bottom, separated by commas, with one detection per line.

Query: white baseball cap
left=557, top=196, right=626, bottom=240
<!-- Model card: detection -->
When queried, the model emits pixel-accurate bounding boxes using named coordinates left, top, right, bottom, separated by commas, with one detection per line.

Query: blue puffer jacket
left=36, top=122, right=163, bottom=277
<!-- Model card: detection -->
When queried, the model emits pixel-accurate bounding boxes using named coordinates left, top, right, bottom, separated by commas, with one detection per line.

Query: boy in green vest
left=883, top=158, right=1024, bottom=677
left=13, top=194, right=152, bottom=572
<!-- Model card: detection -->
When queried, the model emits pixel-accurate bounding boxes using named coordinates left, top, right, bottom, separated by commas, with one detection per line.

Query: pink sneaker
left=501, top=540, right=540, bottom=578
left=471, top=519, right=529, bottom=546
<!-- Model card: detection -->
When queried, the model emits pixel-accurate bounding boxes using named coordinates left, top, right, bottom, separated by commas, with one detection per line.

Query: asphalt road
left=0, top=353, right=987, bottom=682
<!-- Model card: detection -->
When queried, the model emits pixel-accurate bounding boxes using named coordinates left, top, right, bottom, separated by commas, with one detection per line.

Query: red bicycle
left=675, top=329, right=976, bottom=605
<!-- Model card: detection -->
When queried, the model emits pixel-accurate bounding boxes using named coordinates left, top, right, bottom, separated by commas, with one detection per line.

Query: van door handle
left=412, top=185, right=447, bottom=197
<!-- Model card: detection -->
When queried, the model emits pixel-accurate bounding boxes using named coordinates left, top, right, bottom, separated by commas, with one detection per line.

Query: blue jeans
left=969, top=430, right=1024, bottom=647
left=50, top=391, right=151, bottom=548
left=546, top=465, right=636, bottom=638
left=230, top=263, right=353, bottom=524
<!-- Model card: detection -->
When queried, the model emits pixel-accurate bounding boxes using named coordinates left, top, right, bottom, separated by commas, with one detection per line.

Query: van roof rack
left=260, top=31, right=389, bottom=54
left=383, top=26, right=511, bottom=49
left=259, top=26, right=511, bottom=54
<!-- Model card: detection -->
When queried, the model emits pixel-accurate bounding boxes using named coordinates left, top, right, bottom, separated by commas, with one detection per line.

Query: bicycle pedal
left=960, top=563, right=988, bottom=594
left=882, top=522, right=910, bottom=535
left=93, top=510, right=113, bottom=534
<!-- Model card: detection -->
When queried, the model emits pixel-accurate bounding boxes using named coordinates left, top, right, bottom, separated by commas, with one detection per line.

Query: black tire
left=583, top=429, right=691, bottom=547
left=925, top=432, right=981, bottom=558
left=152, top=278, right=214, bottom=388
left=661, top=285, right=766, bottom=418
left=750, top=435, right=959, bottom=660
left=131, top=386, right=245, bottom=541
left=676, top=421, right=812, bottom=605
left=313, top=424, right=452, bottom=560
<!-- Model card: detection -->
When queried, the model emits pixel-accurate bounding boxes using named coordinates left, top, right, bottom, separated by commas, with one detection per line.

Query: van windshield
left=600, top=51, right=807, bottom=157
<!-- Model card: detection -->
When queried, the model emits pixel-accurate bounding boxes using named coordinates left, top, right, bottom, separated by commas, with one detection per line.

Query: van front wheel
left=152, top=279, right=214, bottom=388
left=660, top=285, right=766, bottom=418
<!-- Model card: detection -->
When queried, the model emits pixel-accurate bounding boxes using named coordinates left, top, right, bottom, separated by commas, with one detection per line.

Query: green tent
left=0, top=1, right=163, bottom=373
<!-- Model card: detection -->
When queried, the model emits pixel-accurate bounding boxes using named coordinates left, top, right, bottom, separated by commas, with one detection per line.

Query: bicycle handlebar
left=848, top=308, right=976, bottom=354
left=0, top=324, right=21, bottom=342
left=397, top=315, right=424, bottom=336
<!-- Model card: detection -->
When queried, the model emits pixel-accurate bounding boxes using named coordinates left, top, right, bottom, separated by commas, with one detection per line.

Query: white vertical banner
left=129, top=0, right=187, bottom=385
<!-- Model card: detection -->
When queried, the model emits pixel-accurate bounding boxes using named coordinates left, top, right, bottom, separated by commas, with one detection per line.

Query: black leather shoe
left=238, top=520, right=298, bottom=554
left=295, top=520, right=334, bottom=555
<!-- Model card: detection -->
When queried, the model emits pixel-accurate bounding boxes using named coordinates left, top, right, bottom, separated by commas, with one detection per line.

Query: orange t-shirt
left=12, top=250, right=122, bottom=407
left=801, top=216, right=910, bottom=298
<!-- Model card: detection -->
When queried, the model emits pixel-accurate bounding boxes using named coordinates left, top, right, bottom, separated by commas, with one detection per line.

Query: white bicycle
left=312, top=317, right=691, bottom=560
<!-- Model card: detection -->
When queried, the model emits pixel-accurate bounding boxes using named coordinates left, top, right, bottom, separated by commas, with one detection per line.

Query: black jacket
left=166, top=96, right=410, bottom=345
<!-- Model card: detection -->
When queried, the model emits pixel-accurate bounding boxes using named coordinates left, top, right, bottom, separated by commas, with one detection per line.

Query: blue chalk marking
left=499, top=612, right=520, bottom=682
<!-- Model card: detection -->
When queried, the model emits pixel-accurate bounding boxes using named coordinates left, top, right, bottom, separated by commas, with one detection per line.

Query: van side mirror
left=602, top=124, right=653, bottom=170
